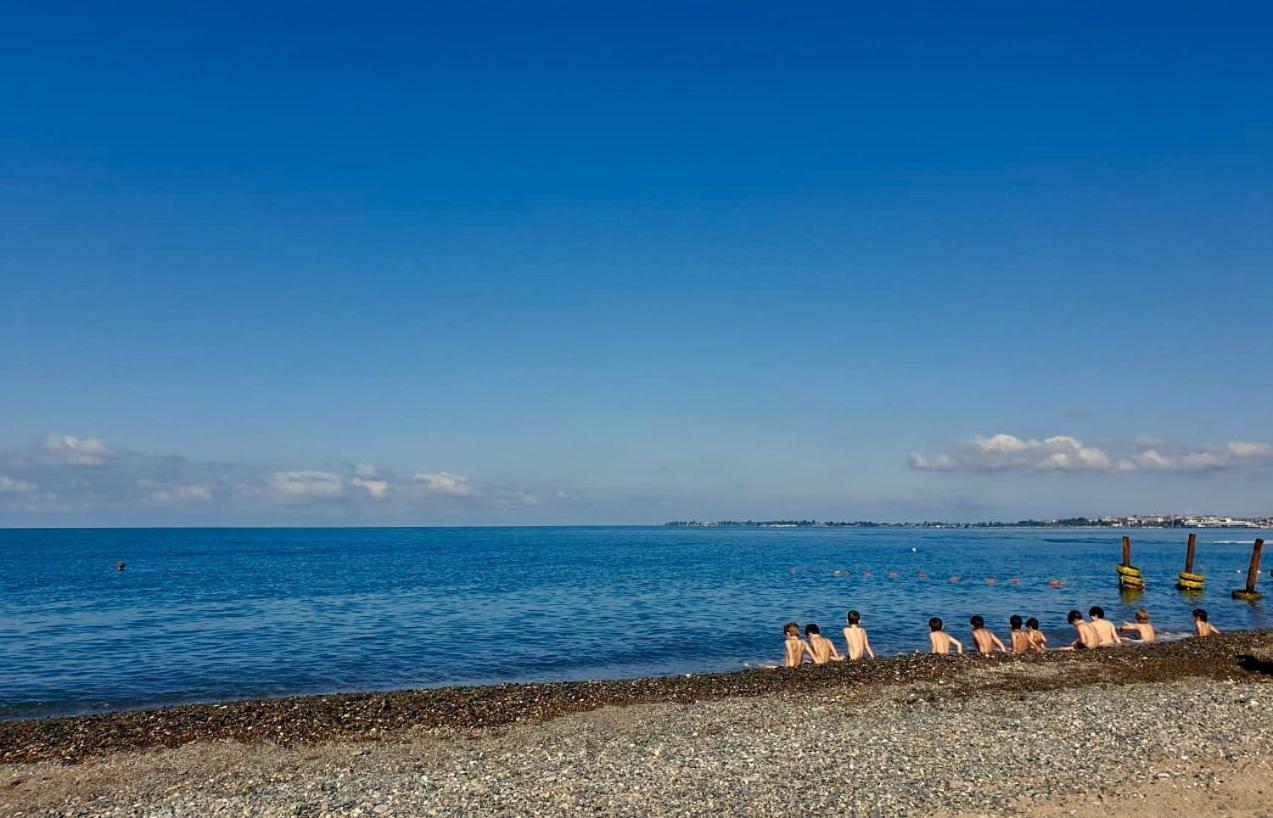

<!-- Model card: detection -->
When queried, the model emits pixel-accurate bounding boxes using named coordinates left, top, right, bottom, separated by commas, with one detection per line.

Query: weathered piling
left=1177, top=532, right=1205, bottom=591
left=1232, top=538, right=1264, bottom=601
left=1116, top=535, right=1144, bottom=590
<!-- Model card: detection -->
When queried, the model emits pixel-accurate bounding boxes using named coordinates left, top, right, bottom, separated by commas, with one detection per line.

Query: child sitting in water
left=1193, top=608, right=1221, bottom=638
left=1026, top=617, right=1047, bottom=651
left=805, top=623, right=844, bottom=664
left=1119, top=608, right=1156, bottom=642
left=843, top=609, right=875, bottom=660
left=969, top=614, right=1007, bottom=654
left=1087, top=606, right=1121, bottom=646
left=783, top=621, right=814, bottom=666
left=928, top=617, right=964, bottom=655
left=1009, top=615, right=1040, bottom=654
left=1067, top=610, right=1100, bottom=649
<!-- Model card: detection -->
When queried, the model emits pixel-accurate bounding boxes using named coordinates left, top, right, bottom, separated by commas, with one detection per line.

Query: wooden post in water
left=1232, top=538, right=1264, bottom=601
left=1117, top=535, right=1144, bottom=590
left=1176, top=532, right=1204, bottom=591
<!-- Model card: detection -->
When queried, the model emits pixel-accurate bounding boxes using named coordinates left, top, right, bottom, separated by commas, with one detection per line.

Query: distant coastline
left=666, top=515, right=1273, bottom=529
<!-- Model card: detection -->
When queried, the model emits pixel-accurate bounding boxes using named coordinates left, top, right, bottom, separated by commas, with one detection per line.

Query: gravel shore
left=4, top=633, right=1272, bottom=817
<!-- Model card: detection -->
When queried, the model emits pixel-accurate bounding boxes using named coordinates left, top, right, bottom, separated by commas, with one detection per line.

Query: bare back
left=971, top=628, right=1005, bottom=654
left=807, top=634, right=840, bottom=664
left=1121, top=622, right=1155, bottom=642
left=1074, top=621, right=1100, bottom=649
left=1090, top=618, right=1120, bottom=646
left=783, top=636, right=810, bottom=667
left=843, top=625, right=873, bottom=660
left=929, top=631, right=962, bottom=655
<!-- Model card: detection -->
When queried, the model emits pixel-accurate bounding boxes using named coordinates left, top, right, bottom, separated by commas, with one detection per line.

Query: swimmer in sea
left=805, top=623, right=843, bottom=664
left=783, top=621, right=815, bottom=667
left=1087, top=606, right=1121, bottom=647
left=969, top=614, right=1007, bottom=655
left=1119, top=608, right=1155, bottom=642
left=843, top=609, right=875, bottom=660
left=1026, top=617, right=1047, bottom=651
left=928, top=617, right=964, bottom=655
left=1067, top=610, right=1100, bottom=650
left=1192, top=608, right=1221, bottom=638
left=1009, top=614, right=1037, bottom=654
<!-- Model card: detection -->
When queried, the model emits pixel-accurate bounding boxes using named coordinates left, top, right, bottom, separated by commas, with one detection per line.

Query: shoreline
left=4, top=631, right=1271, bottom=766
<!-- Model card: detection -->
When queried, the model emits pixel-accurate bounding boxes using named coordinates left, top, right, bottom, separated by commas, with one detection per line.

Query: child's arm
left=827, top=640, right=843, bottom=660
left=991, top=633, right=1007, bottom=653
left=950, top=636, right=964, bottom=654
left=864, top=631, right=875, bottom=659
left=802, top=640, right=817, bottom=663
left=1109, top=627, right=1122, bottom=645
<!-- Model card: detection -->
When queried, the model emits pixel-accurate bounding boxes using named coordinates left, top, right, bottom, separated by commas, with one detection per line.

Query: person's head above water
left=1010, top=614, right=1023, bottom=630
left=805, top=623, right=821, bottom=636
left=1135, top=608, right=1151, bottom=623
left=1026, top=617, right=1040, bottom=630
left=929, top=616, right=944, bottom=631
left=784, top=621, right=799, bottom=636
left=1089, top=605, right=1106, bottom=620
left=1192, top=608, right=1208, bottom=622
left=970, top=615, right=985, bottom=629
left=847, top=610, right=861, bottom=625
left=1067, top=610, right=1083, bottom=624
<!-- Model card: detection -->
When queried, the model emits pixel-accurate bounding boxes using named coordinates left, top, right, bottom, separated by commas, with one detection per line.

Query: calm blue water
left=2, top=526, right=1270, bottom=720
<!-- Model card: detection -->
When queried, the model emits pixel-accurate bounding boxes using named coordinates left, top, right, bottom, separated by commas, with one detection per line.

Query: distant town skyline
left=3, top=2, right=1272, bottom=526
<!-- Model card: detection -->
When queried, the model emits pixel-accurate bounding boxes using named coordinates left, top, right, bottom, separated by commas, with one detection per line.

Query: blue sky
left=2, top=1, right=1272, bottom=525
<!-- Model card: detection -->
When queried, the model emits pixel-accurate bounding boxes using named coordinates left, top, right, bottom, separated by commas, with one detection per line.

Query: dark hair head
left=1067, top=610, right=1082, bottom=624
left=1089, top=606, right=1105, bottom=619
left=1192, top=608, right=1208, bottom=622
left=929, top=616, right=943, bottom=631
left=847, top=610, right=861, bottom=625
left=970, top=615, right=985, bottom=629
left=805, top=623, right=820, bottom=636
left=1026, top=617, right=1039, bottom=629
left=1010, top=614, right=1023, bottom=629
left=784, top=621, right=799, bottom=635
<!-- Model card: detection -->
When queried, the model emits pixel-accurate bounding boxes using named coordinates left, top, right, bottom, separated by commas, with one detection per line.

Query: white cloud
left=349, top=464, right=390, bottom=499
left=351, top=476, right=390, bottom=499
left=148, top=484, right=214, bottom=503
left=268, top=470, right=345, bottom=498
left=0, top=433, right=578, bottom=520
left=412, top=471, right=475, bottom=496
left=0, top=475, right=36, bottom=493
left=41, top=434, right=111, bottom=466
left=1227, top=441, right=1273, bottom=459
left=492, top=489, right=540, bottom=511
left=910, top=433, right=1273, bottom=475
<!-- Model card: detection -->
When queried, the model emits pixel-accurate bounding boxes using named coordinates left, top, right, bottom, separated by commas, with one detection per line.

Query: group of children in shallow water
left=782, top=606, right=1222, bottom=666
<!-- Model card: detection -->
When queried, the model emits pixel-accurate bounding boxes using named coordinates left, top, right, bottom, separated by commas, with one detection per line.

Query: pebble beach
left=4, top=632, right=1272, bottom=817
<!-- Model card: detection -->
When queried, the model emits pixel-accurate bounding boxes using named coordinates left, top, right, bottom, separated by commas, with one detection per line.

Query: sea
left=2, top=526, right=1270, bottom=720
